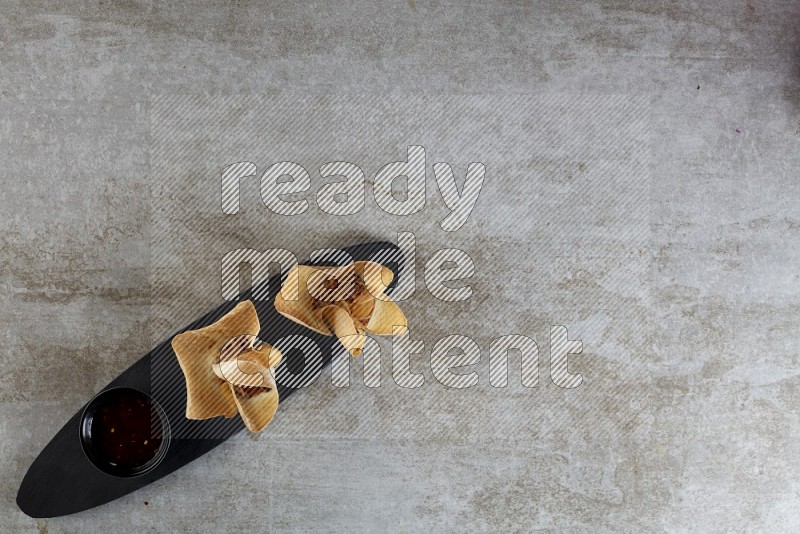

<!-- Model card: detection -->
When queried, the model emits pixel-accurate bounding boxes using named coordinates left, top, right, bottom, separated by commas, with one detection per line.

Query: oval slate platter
left=17, top=241, right=404, bottom=518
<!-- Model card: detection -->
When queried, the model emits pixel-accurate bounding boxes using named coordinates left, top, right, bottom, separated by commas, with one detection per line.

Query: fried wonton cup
left=171, top=300, right=283, bottom=432
left=274, top=261, right=407, bottom=357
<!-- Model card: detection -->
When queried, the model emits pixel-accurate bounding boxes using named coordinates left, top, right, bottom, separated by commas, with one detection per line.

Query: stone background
left=2, top=1, right=799, bottom=532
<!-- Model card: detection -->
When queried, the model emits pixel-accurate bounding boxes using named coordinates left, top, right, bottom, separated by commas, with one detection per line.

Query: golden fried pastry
left=275, top=261, right=407, bottom=357
left=171, top=301, right=282, bottom=432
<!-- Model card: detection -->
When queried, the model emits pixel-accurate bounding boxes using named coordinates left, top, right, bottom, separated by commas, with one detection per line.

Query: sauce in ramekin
left=81, top=388, right=169, bottom=477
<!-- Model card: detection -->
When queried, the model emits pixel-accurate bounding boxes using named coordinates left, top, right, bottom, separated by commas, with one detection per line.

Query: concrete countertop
left=1, top=1, right=799, bottom=531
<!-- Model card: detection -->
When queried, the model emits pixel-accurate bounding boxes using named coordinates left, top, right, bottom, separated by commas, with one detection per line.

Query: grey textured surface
left=2, top=1, right=799, bottom=532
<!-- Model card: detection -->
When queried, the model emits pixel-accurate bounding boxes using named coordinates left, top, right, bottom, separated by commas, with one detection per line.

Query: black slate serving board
left=17, top=241, right=404, bottom=518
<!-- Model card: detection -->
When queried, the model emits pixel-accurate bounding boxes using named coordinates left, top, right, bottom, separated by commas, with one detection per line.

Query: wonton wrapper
left=274, top=261, right=407, bottom=357
left=171, top=300, right=283, bottom=432
left=225, top=359, right=280, bottom=433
